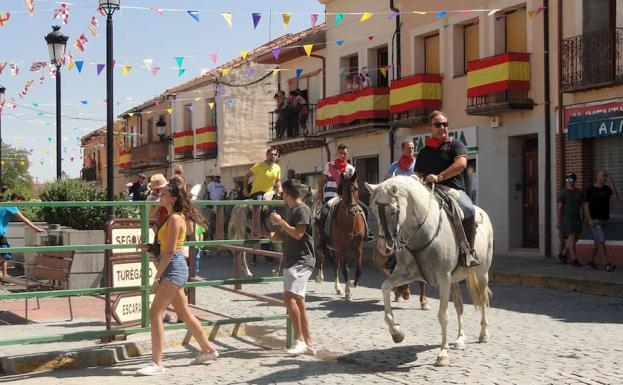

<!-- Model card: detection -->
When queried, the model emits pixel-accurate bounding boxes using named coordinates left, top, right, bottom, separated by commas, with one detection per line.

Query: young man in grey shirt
left=269, top=179, right=316, bottom=356
left=557, top=172, right=584, bottom=266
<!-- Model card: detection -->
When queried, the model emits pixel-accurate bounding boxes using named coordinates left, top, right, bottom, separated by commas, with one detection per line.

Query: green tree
left=0, top=142, right=33, bottom=196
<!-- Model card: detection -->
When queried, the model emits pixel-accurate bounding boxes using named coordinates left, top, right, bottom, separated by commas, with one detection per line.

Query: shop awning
left=568, top=111, right=623, bottom=140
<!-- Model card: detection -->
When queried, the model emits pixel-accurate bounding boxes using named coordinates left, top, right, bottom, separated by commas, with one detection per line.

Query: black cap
left=565, top=172, right=577, bottom=181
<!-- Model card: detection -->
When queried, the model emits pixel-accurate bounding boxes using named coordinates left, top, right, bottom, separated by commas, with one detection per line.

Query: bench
left=0, top=251, right=75, bottom=323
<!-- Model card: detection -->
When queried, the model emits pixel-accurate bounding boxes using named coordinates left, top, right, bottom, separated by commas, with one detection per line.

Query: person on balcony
left=295, top=89, right=310, bottom=136
left=273, top=91, right=286, bottom=139
left=282, top=90, right=301, bottom=138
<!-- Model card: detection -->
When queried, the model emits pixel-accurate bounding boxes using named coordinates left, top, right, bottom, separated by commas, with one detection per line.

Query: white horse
left=365, top=175, right=493, bottom=367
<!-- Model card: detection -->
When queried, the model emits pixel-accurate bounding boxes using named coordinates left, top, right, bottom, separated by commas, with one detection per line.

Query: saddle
left=320, top=196, right=367, bottom=239
left=433, top=185, right=473, bottom=260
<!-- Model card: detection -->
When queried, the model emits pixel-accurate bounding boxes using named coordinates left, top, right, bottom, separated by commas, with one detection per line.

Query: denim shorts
left=158, top=250, right=189, bottom=287
left=591, top=220, right=608, bottom=243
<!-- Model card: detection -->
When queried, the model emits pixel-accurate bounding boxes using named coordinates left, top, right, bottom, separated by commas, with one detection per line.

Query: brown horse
left=316, top=171, right=366, bottom=300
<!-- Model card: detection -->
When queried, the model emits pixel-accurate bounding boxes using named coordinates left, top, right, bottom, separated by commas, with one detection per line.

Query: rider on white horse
left=415, top=111, right=479, bottom=267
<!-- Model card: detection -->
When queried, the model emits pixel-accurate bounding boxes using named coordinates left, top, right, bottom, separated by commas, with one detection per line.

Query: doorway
left=522, top=137, right=539, bottom=248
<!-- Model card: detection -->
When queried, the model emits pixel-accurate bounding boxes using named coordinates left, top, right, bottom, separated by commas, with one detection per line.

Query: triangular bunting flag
left=122, top=65, right=132, bottom=76
left=221, top=68, right=231, bottom=75
left=311, top=13, right=319, bottom=28
left=368, top=36, right=375, bottom=40
left=240, top=51, right=248, bottom=60
left=128, top=112, right=134, bottom=117
left=0, top=62, right=6, bottom=74
left=75, top=61, right=84, bottom=73
left=81, top=100, right=88, bottom=105
left=24, top=0, right=35, bottom=16
left=295, top=68, right=303, bottom=78
left=208, top=102, right=214, bottom=110
left=379, top=67, right=387, bottom=78
left=96, top=64, right=105, bottom=76
left=187, top=10, right=199, bottom=22
left=175, top=57, right=184, bottom=67
left=247, top=68, right=255, bottom=77
left=528, top=10, right=535, bottom=17
left=282, top=12, right=291, bottom=28
left=272, top=48, right=281, bottom=60
left=272, top=68, right=279, bottom=77
left=222, top=12, right=232, bottom=28
left=252, top=12, right=261, bottom=29
left=303, top=44, right=313, bottom=57
left=209, top=54, right=218, bottom=64
left=32, top=103, right=40, bottom=108
left=167, top=108, right=173, bottom=114
left=335, top=13, right=344, bottom=25
left=436, top=11, right=447, bottom=18
left=178, top=68, right=186, bottom=77
left=67, top=60, right=76, bottom=71
left=360, top=12, right=374, bottom=22
left=151, top=8, right=164, bottom=16
left=143, top=58, right=153, bottom=70
left=336, top=39, right=345, bottom=46
left=389, top=11, right=399, bottom=19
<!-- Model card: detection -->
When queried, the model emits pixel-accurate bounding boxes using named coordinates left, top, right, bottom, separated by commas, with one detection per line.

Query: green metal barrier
left=0, top=199, right=291, bottom=348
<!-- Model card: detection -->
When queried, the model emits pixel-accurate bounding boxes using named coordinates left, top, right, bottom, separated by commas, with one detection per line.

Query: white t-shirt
left=323, top=162, right=355, bottom=201
left=207, top=181, right=226, bottom=200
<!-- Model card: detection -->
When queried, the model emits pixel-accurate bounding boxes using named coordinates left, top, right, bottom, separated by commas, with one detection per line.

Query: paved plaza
left=1, top=253, right=623, bottom=384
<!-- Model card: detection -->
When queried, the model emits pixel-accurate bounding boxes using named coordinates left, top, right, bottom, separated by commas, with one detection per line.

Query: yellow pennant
left=528, top=10, right=536, bottom=18
left=221, top=68, right=231, bottom=75
left=128, top=112, right=134, bottom=117
left=222, top=12, right=232, bottom=28
left=167, top=108, right=173, bottom=114
left=412, top=11, right=427, bottom=15
left=240, top=51, right=248, bottom=60
left=208, top=102, right=214, bottom=110
left=379, top=67, right=387, bottom=78
left=272, top=68, right=279, bottom=77
left=194, top=97, right=201, bottom=101
left=122, top=65, right=132, bottom=76
left=67, top=60, right=76, bottom=71
left=282, top=12, right=291, bottom=28
left=303, top=44, right=313, bottom=57
left=360, top=12, right=374, bottom=22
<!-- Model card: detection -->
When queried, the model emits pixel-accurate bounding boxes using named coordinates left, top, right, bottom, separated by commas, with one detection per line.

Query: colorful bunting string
left=360, top=12, right=374, bottom=22
left=303, top=44, right=313, bottom=57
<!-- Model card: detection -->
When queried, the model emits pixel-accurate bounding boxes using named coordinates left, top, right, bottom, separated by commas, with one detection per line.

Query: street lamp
left=45, top=25, right=68, bottom=180
left=0, top=85, right=5, bottom=185
left=156, top=117, right=167, bottom=141
left=99, top=0, right=120, bottom=216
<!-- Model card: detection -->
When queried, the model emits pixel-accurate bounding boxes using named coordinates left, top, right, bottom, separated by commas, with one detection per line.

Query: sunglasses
left=269, top=152, right=279, bottom=156
left=433, top=122, right=449, bottom=128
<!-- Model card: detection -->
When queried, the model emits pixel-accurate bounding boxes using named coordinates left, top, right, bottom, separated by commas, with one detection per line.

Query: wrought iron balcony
left=560, top=28, right=623, bottom=93
left=80, top=166, right=96, bottom=182
left=130, top=141, right=168, bottom=169
left=267, top=104, right=323, bottom=154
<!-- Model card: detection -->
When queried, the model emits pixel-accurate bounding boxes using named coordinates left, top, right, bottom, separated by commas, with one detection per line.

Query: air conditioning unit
left=490, top=116, right=502, bottom=128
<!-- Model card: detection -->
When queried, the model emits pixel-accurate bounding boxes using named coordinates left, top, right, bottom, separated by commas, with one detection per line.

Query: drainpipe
left=557, top=0, right=565, bottom=184
left=389, top=0, right=402, bottom=163
left=543, top=0, right=552, bottom=258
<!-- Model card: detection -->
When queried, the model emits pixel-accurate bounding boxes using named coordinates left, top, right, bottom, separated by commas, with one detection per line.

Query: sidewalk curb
left=490, top=271, right=623, bottom=298
left=0, top=323, right=243, bottom=375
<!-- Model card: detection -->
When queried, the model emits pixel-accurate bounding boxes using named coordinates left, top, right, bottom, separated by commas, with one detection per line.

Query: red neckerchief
left=425, top=135, right=451, bottom=148
left=334, top=158, right=348, bottom=173
left=397, top=155, right=414, bottom=171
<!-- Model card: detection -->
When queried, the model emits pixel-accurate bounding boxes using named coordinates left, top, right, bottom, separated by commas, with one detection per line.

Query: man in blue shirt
left=0, top=193, right=47, bottom=267
left=385, top=140, right=415, bottom=179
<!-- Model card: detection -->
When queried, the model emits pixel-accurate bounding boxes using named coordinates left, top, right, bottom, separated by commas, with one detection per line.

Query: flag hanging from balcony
left=196, top=126, right=217, bottom=150
left=118, top=150, right=131, bottom=169
left=467, top=53, right=530, bottom=98
left=173, top=131, right=193, bottom=153
left=389, top=74, right=442, bottom=114
left=316, top=87, right=389, bottom=127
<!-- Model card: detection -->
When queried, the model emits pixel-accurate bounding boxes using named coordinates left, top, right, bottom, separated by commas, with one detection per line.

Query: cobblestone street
left=2, top=253, right=623, bottom=384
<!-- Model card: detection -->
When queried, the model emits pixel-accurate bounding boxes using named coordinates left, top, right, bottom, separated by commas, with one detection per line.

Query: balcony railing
left=316, top=87, right=390, bottom=133
left=560, top=28, right=623, bottom=92
left=81, top=167, right=96, bottom=182
left=130, top=141, right=168, bottom=169
left=465, top=52, right=534, bottom=115
left=389, top=73, right=442, bottom=126
left=268, top=104, right=317, bottom=141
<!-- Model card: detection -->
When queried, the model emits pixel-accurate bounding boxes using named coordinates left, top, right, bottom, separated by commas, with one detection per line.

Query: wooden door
left=522, top=138, right=539, bottom=247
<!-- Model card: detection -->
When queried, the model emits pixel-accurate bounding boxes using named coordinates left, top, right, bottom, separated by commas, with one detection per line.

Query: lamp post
left=45, top=26, right=68, bottom=180
left=156, top=117, right=167, bottom=141
left=0, top=86, right=5, bottom=185
left=99, top=0, right=120, bottom=216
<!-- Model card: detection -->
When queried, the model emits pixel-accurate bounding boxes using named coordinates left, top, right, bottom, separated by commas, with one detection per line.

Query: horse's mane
left=372, top=175, right=430, bottom=220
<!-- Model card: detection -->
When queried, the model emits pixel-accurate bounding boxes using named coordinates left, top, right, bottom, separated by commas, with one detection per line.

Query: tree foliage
left=0, top=142, right=33, bottom=195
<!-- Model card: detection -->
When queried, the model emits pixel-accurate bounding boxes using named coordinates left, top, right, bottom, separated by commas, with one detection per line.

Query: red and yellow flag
left=173, top=131, right=193, bottom=153
left=118, top=150, right=131, bottom=169
left=389, top=73, right=442, bottom=114
left=467, top=53, right=530, bottom=98
left=316, top=87, right=389, bottom=127
left=196, top=126, right=216, bottom=150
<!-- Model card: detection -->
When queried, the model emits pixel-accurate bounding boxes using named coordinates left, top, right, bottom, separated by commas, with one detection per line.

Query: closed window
left=464, top=23, right=479, bottom=69
left=425, top=34, right=440, bottom=73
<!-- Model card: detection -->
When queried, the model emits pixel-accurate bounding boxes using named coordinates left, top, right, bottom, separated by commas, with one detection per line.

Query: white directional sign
left=111, top=261, right=157, bottom=288
left=112, top=293, right=155, bottom=324
left=111, top=228, right=155, bottom=254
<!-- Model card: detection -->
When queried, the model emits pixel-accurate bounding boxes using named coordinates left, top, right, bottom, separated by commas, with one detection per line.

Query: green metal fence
left=0, top=199, right=292, bottom=348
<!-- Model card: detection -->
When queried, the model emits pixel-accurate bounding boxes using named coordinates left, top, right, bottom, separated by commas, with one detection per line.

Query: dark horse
left=315, top=172, right=365, bottom=300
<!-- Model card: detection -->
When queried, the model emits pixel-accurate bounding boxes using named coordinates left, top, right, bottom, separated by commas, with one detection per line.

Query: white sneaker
left=190, top=349, right=219, bottom=365
left=136, top=362, right=166, bottom=376
left=286, top=340, right=308, bottom=355
left=305, top=346, right=317, bottom=356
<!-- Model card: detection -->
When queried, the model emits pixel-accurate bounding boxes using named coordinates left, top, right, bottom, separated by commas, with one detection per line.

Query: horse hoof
left=402, top=291, right=411, bottom=301
left=394, top=295, right=401, bottom=303
left=390, top=327, right=405, bottom=344
left=345, top=293, right=352, bottom=301
left=315, top=275, right=323, bottom=283
left=453, top=341, right=465, bottom=351
left=478, top=333, right=489, bottom=343
left=434, top=355, right=450, bottom=367
left=420, top=301, right=432, bottom=311
left=243, top=272, right=254, bottom=278
left=336, top=290, right=342, bottom=296
left=271, top=269, right=279, bottom=277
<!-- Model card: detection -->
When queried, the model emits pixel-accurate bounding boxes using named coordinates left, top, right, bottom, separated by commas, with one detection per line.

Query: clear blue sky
left=0, top=0, right=325, bottom=182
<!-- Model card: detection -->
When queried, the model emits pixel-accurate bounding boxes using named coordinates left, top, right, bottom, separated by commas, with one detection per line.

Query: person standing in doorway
left=584, top=170, right=620, bottom=272
left=557, top=172, right=583, bottom=266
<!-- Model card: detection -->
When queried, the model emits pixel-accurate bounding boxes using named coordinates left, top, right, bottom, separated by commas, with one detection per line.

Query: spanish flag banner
left=196, top=126, right=217, bottom=150
left=118, top=150, right=131, bottom=169
left=389, top=73, right=442, bottom=114
left=467, top=53, right=530, bottom=98
left=173, top=130, right=193, bottom=153
left=316, top=87, right=389, bottom=127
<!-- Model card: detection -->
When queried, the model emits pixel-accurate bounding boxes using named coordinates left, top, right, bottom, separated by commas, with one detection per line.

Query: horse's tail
left=466, top=271, right=491, bottom=311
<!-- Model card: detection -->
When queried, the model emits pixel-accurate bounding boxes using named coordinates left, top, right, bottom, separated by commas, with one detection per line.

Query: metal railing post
left=140, top=203, right=150, bottom=328
left=286, top=317, right=294, bottom=348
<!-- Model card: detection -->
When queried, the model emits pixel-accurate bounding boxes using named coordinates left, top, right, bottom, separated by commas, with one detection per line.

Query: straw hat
left=148, top=173, right=168, bottom=190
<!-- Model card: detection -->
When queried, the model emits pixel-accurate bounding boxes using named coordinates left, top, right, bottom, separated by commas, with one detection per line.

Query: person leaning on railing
left=136, top=177, right=218, bottom=376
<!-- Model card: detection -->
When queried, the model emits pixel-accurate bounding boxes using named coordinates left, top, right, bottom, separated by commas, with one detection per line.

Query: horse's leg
left=419, top=282, right=431, bottom=310
left=478, top=272, right=490, bottom=343
left=382, top=265, right=414, bottom=344
left=451, top=283, right=466, bottom=350
left=342, top=255, right=351, bottom=301
left=435, top=280, right=451, bottom=367
left=353, top=241, right=363, bottom=288
left=240, top=249, right=253, bottom=278
left=333, top=248, right=342, bottom=296
left=314, top=243, right=325, bottom=283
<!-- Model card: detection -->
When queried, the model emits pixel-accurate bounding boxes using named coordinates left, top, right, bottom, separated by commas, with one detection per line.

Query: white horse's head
left=365, top=175, right=425, bottom=256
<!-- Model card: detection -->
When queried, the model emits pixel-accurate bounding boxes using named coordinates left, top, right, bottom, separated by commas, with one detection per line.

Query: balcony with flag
left=389, top=73, right=442, bottom=126
left=118, top=150, right=132, bottom=170
left=465, top=53, right=534, bottom=116
left=315, top=87, right=391, bottom=137
left=195, top=126, right=217, bottom=158
left=129, top=141, right=168, bottom=170
left=173, top=130, right=193, bottom=159
left=268, top=104, right=324, bottom=154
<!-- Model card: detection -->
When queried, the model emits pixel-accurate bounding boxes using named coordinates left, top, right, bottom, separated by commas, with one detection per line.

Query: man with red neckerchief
left=415, top=110, right=479, bottom=267
left=385, top=140, right=416, bottom=179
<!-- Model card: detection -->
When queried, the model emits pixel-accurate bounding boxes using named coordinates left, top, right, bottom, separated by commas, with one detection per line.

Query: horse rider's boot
left=461, top=216, right=480, bottom=267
